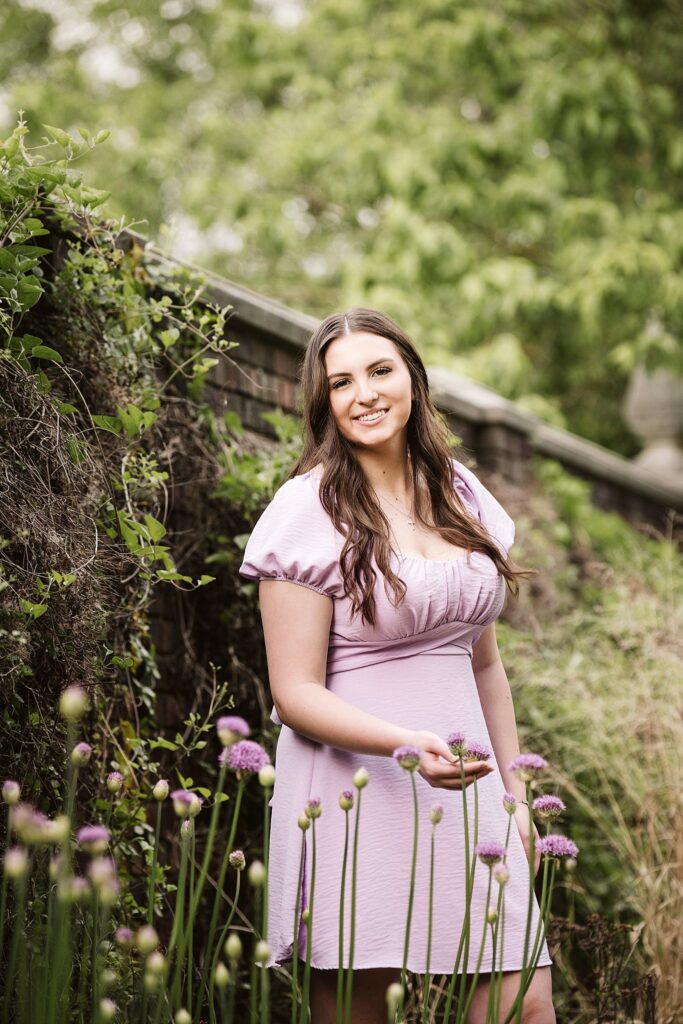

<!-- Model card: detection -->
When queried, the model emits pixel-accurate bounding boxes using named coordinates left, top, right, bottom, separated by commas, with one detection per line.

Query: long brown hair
left=286, top=307, right=531, bottom=626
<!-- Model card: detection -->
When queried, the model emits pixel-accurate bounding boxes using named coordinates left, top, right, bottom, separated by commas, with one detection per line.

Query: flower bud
left=4, top=847, right=29, bottom=880
left=248, top=860, right=266, bottom=887
left=143, top=972, right=160, bottom=993
left=254, top=940, right=270, bottom=964
left=493, top=864, right=510, bottom=887
left=297, top=814, right=310, bottom=831
left=188, top=793, right=203, bottom=818
left=228, top=850, right=245, bottom=871
left=565, top=857, right=577, bottom=872
left=214, top=962, right=230, bottom=988
left=47, top=815, right=70, bottom=843
left=106, top=772, right=124, bottom=794
left=175, top=1011, right=192, bottom=1024
left=181, top=819, right=194, bottom=840
left=258, top=764, right=275, bottom=788
left=216, top=716, right=250, bottom=747
left=353, top=766, right=369, bottom=789
left=70, top=742, right=93, bottom=767
left=225, top=932, right=243, bottom=961
left=304, top=797, right=321, bottom=820
left=486, top=906, right=498, bottom=924
left=135, top=925, right=159, bottom=955
left=338, top=789, right=354, bottom=812
left=2, top=780, right=20, bottom=806
left=49, top=855, right=62, bottom=880
left=386, top=982, right=403, bottom=1013
left=301, top=908, right=310, bottom=924
left=429, top=804, right=444, bottom=825
left=100, top=968, right=117, bottom=990
left=152, top=779, right=169, bottom=801
left=146, top=951, right=166, bottom=976
left=98, top=998, right=116, bottom=1022
left=114, top=927, right=134, bottom=950
left=59, top=685, right=88, bottom=721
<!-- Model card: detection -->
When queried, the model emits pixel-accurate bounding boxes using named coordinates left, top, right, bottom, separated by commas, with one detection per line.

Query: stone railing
left=144, top=239, right=683, bottom=533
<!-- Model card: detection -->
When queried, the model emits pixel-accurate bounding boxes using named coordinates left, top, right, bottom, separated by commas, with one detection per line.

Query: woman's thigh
left=309, top=964, right=402, bottom=1024
left=466, top=966, right=555, bottom=1024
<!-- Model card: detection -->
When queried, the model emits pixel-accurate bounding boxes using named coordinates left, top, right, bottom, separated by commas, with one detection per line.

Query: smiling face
left=324, top=331, right=414, bottom=450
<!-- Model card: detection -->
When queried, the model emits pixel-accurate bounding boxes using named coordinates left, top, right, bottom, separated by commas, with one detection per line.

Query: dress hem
left=265, top=953, right=554, bottom=974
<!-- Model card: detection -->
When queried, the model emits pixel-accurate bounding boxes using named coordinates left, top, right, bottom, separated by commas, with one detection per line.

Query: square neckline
left=302, top=464, right=479, bottom=565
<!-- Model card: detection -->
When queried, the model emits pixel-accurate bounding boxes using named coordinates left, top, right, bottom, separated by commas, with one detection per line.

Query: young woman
left=238, top=308, right=555, bottom=1023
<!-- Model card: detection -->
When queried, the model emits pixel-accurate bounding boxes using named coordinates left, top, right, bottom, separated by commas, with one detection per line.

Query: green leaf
left=19, top=599, right=48, bottom=619
left=31, top=345, right=64, bottom=364
left=198, top=575, right=216, bottom=586
left=92, top=414, right=123, bottom=435
left=42, top=123, right=74, bottom=147
left=143, top=514, right=167, bottom=543
left=149, top=738, right=179, bottom=751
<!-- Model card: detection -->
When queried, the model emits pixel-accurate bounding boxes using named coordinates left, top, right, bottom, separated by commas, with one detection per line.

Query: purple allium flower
left=339, top=789, right=354, bottom=811
left=10, top=804, right=52, bottom=844
left=221, top=739, right=271, bottom=777
left=464, top=740, right=492, bottom=762
left=392, top=744, right=422, bottom=771
left=446, top=732, right=467, bottom=757
left=70, top=742, right=93, bottom=767
left=508, top=753, right=548, bottom=782
left=106, top=771, right=124, bottom=794
left=114, top=926, right=134, bottom=949
left=216, top=716, right=251, bottom=747
left=532, top=795, right=566, bottom=820
left=229, top=849, right=246, bottom=870
left=475, top=841, right=506, bottom=866
left=305, top=796, right=322, bottom=819
left=77, top=825, right=111, bottom=854
left=536, top=834, right=579, bottom=860
left=87, top=856, right=117, bottom=887
left=430, top=804, right=444, bottom=825
left=170, top=790, right=195, bottom=817
left=502, top=792, right=517, bottom=814
left=2, top=780, right=20, bottom=805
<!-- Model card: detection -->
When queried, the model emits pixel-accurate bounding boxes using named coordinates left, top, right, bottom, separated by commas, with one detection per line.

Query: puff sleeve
left=237, top=475, right=342, bottom=598
left=450, top=457, right=515, bottom=558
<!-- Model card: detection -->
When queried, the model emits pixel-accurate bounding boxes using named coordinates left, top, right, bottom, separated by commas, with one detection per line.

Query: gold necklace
left=373, top=490, right=417, bottom=531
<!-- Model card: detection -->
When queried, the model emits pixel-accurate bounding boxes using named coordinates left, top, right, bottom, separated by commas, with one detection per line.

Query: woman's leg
left=466, top=965, right=555, bottom=1024
left=308, top=964, right=402, bottom=1024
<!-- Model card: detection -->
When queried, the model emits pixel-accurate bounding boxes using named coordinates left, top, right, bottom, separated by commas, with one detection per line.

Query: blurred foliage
left=2, top=0, right=683, bottom=454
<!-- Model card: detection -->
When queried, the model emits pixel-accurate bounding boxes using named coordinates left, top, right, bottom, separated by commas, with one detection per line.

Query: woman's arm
left=472, top=622, right=540, bottom=872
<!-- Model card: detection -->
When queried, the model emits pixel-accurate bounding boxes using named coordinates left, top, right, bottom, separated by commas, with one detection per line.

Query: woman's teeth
left=356, top=409, right=388, bottom=423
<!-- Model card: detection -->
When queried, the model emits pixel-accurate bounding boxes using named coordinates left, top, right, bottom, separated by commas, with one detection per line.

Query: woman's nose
left=356, top=380, right=378, bottom=403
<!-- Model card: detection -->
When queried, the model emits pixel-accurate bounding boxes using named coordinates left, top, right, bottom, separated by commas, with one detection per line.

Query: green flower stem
left=343, top=788, right=363, bottom=1024
left=398, top=772, right=420, bottom=1019
left=193, top=776, right=245, bottom=1024
left=2, top=871, right=26, bottom=1024
left=299, top=818, right=317, bottom=1024
left=290, top=830, right=306, bottom=1024
left=226, top=958, right=238, bottom=1024
left=494, top=896, right=506, bottom=1024
left=146, top=802, right=163, bottom=925
left=0, top=814, right=9, bottom=969
left=250, top=887, right=262, bottom=1024
left=91, top=891, right=101, bottom=1021
left=456, top=775, right=479, bottom=1023
left=188, top=828, right=197, bottom=1016
left=441, top=757, right=472, bottom=1024
left=208, top=873, right=242, bottom=1024
left=48, top=829, right=75, bottom=1024
left=220, top=984, right=228, bottom=1024
left=188, top=762, right=229, bottom=923
left=460, top=867, right=493, bottom=1023
left=261, top=785, right=272, bottom=1024
left=514, top=784, right=536, bottom=1024
left=336, top=811, right=350, bottom=1024
left=163, top=828, right=191, bottom=1019
left=503, top=859, right=556, bottom=1024
left=76, top=893, right=95, bottom=1021
left=421, top=821, right=437, bottom=1024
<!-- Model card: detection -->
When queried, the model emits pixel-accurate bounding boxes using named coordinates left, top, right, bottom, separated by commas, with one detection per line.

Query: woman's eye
left=332, top=366, right=390, bottom=390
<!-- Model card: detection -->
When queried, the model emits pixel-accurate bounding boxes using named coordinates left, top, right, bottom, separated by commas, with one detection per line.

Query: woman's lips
left=354, top=408, right=389, bottom=425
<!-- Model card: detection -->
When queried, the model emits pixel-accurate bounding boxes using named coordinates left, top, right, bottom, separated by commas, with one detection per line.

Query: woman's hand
left=411, top=730, right=495, bottom=791
left=513, top=804, right=541, bottom=876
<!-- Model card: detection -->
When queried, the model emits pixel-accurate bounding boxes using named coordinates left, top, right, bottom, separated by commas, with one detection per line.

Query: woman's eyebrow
left=327, top=357, right=396, bottom=381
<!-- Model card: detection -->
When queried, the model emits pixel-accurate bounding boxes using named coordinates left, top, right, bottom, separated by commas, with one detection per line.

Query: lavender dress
left=238, top=457, right=552, bottom=974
